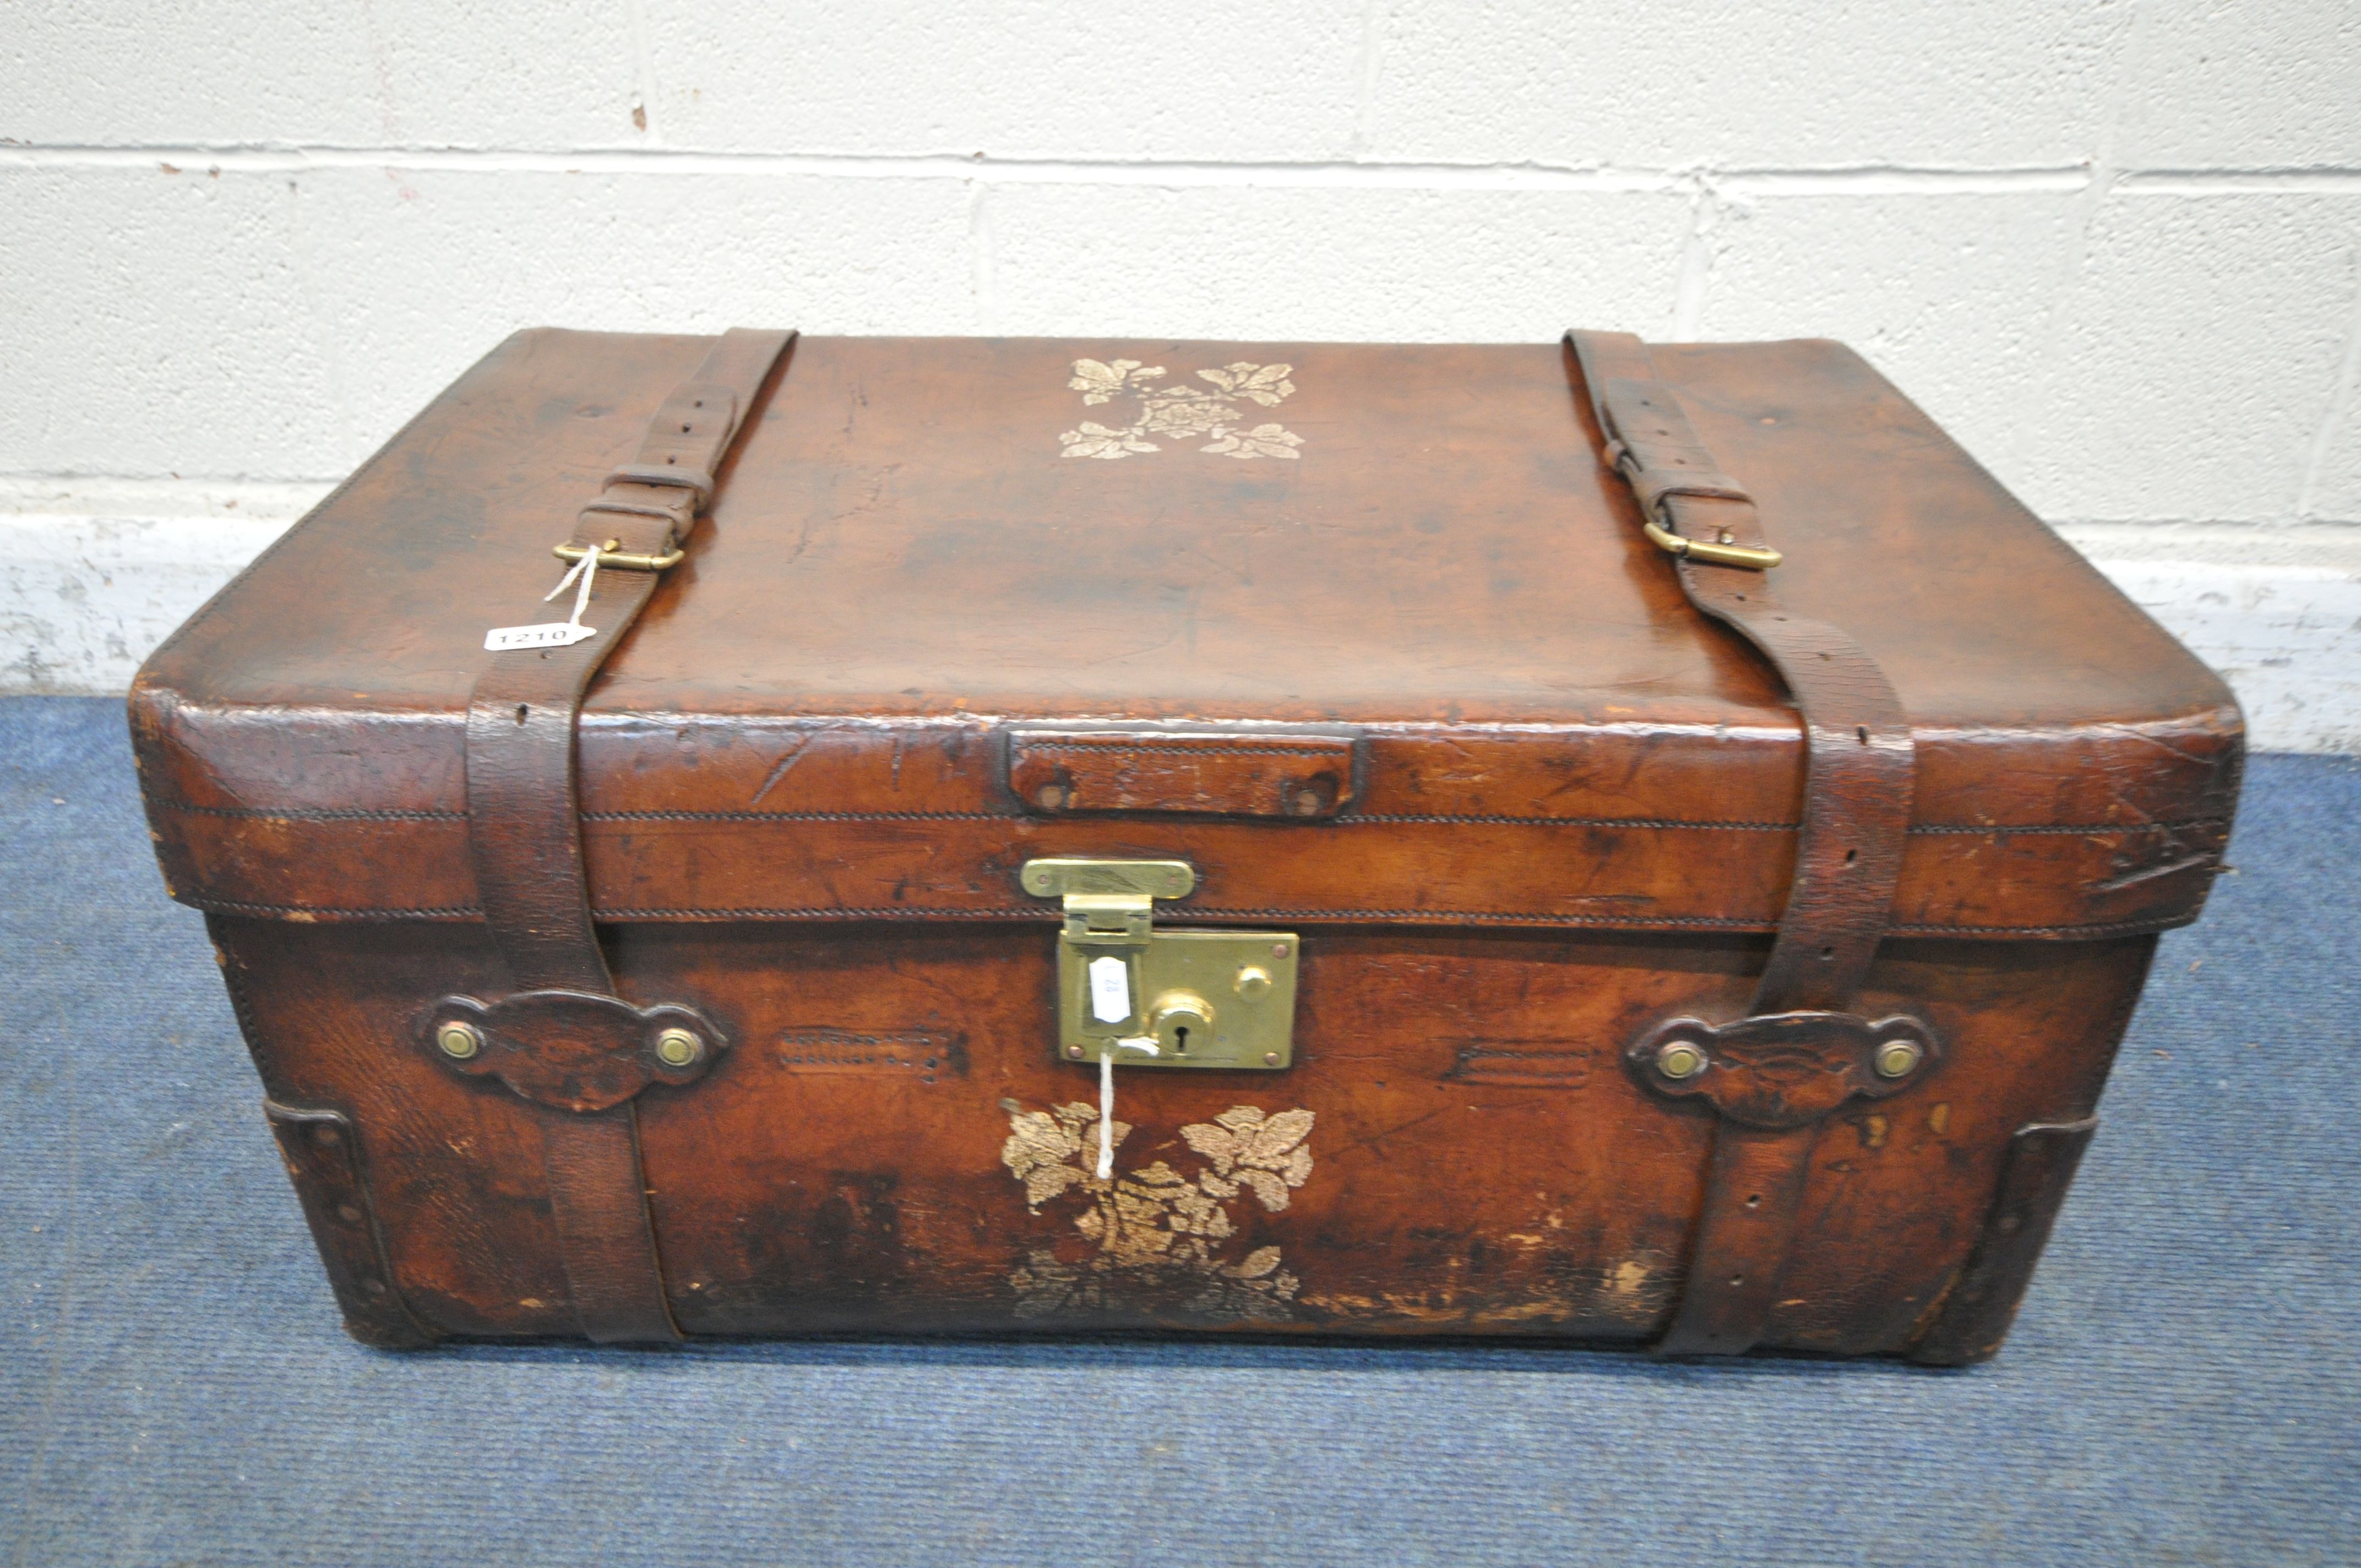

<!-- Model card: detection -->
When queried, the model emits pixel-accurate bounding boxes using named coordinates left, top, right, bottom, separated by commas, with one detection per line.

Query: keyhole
left=1174, top=1026, right=1190, bottom=1055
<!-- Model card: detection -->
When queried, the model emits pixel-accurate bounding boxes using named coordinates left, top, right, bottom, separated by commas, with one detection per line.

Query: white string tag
left=1096, top=1036, right=1160, bottom=1179
left=483, top=545, right=603, bottom=651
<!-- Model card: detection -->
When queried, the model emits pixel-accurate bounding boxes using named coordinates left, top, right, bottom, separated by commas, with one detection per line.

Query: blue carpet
left=1, top=694, right=2354, bottom=1567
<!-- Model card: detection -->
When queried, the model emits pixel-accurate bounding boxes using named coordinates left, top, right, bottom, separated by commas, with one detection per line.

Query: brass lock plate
left=1054, top=928, right=1300, bottom=1070
left=1022, top=858, right=1299, bottom=1071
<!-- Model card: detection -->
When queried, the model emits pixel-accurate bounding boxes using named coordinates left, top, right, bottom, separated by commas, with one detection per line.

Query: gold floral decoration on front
left=1059, top=358, right=1304, bottom=461
left=1000, top=1101, right=1315, bottom=1321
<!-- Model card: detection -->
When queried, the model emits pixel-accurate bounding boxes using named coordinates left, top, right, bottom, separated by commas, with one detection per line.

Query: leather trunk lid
left=132, top=331, right=2242, bottom=939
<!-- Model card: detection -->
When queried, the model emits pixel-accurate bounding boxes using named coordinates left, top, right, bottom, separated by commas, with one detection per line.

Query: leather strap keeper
left=457, top=327, right=793, bottom=1344
left=606, top=461, right=717, bottom=499
left=1567, top=330, right=1925, bottom=1357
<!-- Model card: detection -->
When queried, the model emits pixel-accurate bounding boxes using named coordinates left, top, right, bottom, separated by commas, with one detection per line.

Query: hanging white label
left=1087, top=956, right=1133, bottom=1024
left=484, top=622, right=599, bottom=652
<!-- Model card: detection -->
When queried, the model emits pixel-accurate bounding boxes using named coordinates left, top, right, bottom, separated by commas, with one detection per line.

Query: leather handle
left=1007, top=727, right=1362, bottom=818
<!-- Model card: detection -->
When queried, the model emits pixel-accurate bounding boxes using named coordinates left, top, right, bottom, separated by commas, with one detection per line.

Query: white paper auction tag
left=485, top=542, right=608, bottom=652
left=1087, top=955, right=1133, bottom=1024
left=483, top=622, right=599, bottom=652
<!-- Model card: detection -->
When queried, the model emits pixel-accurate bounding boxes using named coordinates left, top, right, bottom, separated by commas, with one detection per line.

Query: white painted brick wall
left=4, top=1, right=2358, bottom=751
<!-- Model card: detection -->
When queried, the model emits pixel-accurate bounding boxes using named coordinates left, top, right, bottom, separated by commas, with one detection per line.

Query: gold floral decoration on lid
left=1059, top=358, right=1304, bottom=462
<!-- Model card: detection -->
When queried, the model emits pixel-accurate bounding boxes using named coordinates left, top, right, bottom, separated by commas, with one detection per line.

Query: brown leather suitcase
left=132, top=329, right=2240, bottom=1360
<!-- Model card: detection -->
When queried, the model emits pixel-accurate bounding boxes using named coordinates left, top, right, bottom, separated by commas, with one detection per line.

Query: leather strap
left=1566, top=330, right=1919, bottom=1355
left=464, top=328, right=794, bottom=1343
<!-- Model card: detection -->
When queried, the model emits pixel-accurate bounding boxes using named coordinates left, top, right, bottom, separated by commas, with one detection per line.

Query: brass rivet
left=655, top=1028, right=703, bottom=1068
left=1655, top=1041, right=1708, bottom=1081
left=362, top=1277, right=388, bottom=1297
left=1035, top=783, right=1068, bottom=811
left=1067, top=1043, right=1085, bottom=1059
left=1263, top=1052, right=1280, bottom=1066
left=436, top=1022, right=481, bottom=1061
left=1234, top=966, right=1273, bottom=1000
left=1271, top=943, right=1290, bottom=959
left=335, top=1203, right=363, bottom=1224
left=1288, top=788, right=1322, bottom=816
left=1874, top=1039, right=1924, bottom=1079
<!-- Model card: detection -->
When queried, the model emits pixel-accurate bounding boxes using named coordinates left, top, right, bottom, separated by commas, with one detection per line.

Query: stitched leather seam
left=1351, top=813, right=1783, bottom=829
left=152, top=797, right=2227, bottom=837
left=182, top=895, right=2192, bottom=939
left=163, top=802, right=466, bottom=822
left=214, top=928, right=274, bottom=1049
left=1354, top=815, right=2222, bottom=835
left=195, top=900, right=485, bottom=919
left=1905, top=820, right=2224, bottom=837
left=1017, top=742, right=1348, bottom=759
left=586, top=809, right=1010, bottom=823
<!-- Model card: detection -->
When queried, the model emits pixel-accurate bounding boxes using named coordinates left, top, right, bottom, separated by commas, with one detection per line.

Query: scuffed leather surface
left=6, top=693, right=2344, bottom=1564
left=139, top=780, right=2233, bottom=934
left=543, top=1103, right=682, bottom=1346
left=1657, top=1125, right=1824, bottom=1357
left=129, top=333, right=2243, bottom=932
left=207, top=912, right=2163, bottom=1349
left=1692, top=593, right=1913, bottom=1011
left=106, top=328, right=2249, bottom=1362
left=464, top=570, right=659, bottom=994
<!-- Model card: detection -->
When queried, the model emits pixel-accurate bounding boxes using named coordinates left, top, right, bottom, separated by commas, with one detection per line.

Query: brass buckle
left=1608, top=446, right=1783, bottom=571
left=553, top=541, right=686, bottom=572
left=1640, top=519, right=1783, bottom=571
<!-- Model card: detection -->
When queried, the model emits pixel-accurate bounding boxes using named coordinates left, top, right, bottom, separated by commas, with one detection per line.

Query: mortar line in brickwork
left=2029, top=2, right=2137, bottom=489
left=2298, top=273, right=2361, bottom=521
left=1669, top=177, right=1717, bottom=339
left=967, top=182, right=999, bottom=331
left=2112, top=170, right=2361, bottom=194
left=1350, top=0, right=1385, bottom=161
left=619, top=0, right=658, bottom=145
left=8, top=480, right=2356, bottom=544
left=21, top=144, right=2360, bottom=194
